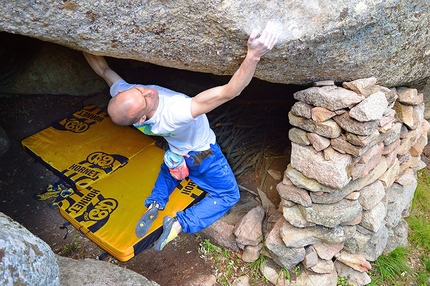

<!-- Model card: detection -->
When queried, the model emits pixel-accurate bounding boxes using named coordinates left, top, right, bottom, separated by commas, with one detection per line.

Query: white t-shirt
left=110, top=79, right=216, bottom=155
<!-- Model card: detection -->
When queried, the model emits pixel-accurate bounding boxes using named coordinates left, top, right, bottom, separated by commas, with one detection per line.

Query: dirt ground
left=0, top=93, right=289, bottom=285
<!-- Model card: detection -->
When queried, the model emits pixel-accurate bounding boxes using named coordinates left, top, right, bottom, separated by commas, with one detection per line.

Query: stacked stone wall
left=267, top=78, right=429, bottom=284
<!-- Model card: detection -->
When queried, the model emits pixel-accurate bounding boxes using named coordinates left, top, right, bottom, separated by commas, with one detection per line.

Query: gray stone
left=198, top=219, right=239, bottom=252
left=342, top=77, right=378, bottom=96
left=333, top=112, right=379, bottom=136
left=307, top=132, right=331, bottom=151
left=293, top=86, right=364, bottom=111
left=379, top=158, right=400, bottom=188
left=260, top=259, right=292, bottom=286
left=331, top=136, right=372, bottom=157
left=401, top=123, right=410, bottom=138
left=386, top=178, right=417, bottom=227
left=313, top=243, right=344, bottom=260
left=351, top=146, right=383, bottom=180
left=343, top=230, right=370, bottom=254
left=383, top=138, right=400, bottom=156
left=345, top=129, right=380, bottom=147
left=398, top=153, right=412, bottom=174
left=360, top=202, right=387, bottom=232
left=289, top=128, right=311, bottom=146
left=385, top=147, right=400, bottom=170
left=358, top=180, right=385, bottom=211
left=265, top=218, right=306, bottom=270
left=0, top=212, right=60, bottom=286
left=383, top=87, right=399, bottom=108
left=410, top=156, right=427, bottom=171
left=295, top=266, right=338, bottom=286
left=233, top=206, right=265, bottom=247
left=288, top=112, right=342, bottom=139
left=290, top=143, right=352, bottom=189
left=313, top=80, right=336, bottom=87
left=378, top=111, right=397, bottom=132
left=280, top=221, right=355, bottom=248
left=56, top=255, right=159, bottom=286
left=384, top=218, right=409, bottom=254
left=277, top=182, right=312, bottom=207
left=311, top=107, right=337, bottom=122
left=231, top=276, right=250, bottom=286
left=241, top=243, right=263, bottom=263
left=311, top=156, right=387, bottom=205
left=1, top=0, right=429, bottom=91
left=298, top=200, right=362, bottom=228
left=345, top=192, right=360, bottom=201
left=257, top=188, right=278, bottom=224
left=394, top=102, right=425, bottom=130
left=310, top=189, right=350, bottom=205
left=285, top=164, right=334, bottom=194
left=335, top=251, right=371, bottom=272
left=303, top=246, right=318, bottom=268
left=363, top=225, right=389, bottom=262
left=343, top=156, right=388, bottom=193
left=291, top=101, right=313, bottom=119
left=383, top=122, right=403, bottom=146
left=411, top=133, right=428, bottom=156
left=310, top=258, right=334, bottom=274
left=335, top=261, right=372, bottom=286
left=396, top=168, right=416, bottom=186
left=282, top=205, right=315, bottom=228
left=397, top=87, right=423, bottom=105
left=349, top=91, right=388, bottom=122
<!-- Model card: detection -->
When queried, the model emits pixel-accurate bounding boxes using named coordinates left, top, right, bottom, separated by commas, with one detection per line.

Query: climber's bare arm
left=190, top=22, right=278, bottom=118
left=83, top=52, right=122, bottom=87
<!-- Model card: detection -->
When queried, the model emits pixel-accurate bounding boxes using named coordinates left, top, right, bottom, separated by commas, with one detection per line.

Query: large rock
left=0, top=212, right=60, bottom=285
left=0, top=0, right=429, bottom=91
left=57, top=256, right=159, bottom=286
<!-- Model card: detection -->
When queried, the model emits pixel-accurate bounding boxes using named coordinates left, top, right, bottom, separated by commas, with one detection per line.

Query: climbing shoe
left=155, top=216, right=178, bottom=251
left=35, top=180, right=70, bottom=201
left=135, top=201, right=159, bottom=238
left=49, top=187, right=74, bottom=209
left=35, top=188, right=61, bottom=201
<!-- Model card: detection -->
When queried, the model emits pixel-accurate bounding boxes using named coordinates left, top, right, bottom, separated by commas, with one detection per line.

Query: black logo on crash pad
left=62, top=151, right=128, bottom=187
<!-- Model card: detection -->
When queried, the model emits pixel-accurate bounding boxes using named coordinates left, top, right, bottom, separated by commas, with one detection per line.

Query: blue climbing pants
left=144, top=143, right=240, bottom=233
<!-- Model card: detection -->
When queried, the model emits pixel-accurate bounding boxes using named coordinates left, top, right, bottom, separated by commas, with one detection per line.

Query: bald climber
left=83, top=22, right=278, bottom=251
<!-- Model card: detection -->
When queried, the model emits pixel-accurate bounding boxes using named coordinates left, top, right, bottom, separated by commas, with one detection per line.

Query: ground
left=0, top=94, right=288, bottom=285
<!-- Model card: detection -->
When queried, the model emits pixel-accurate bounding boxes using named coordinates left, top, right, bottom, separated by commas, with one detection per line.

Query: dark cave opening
left=0, top=31, right=306, bottom=205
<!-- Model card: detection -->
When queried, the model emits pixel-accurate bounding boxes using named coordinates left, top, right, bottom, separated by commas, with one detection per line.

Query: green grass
left=248, top=254, right=269, bottom=283
left=198, top=238, right=269, bottom=285
left=408, top=170, right=430, bottom=252
left=337, top=276, right=354, bottom=286
left=369, top=169, right=430, bottom=285
left=277, top=267, right=292, bottom=284
left=63, top=234, right=80, bottom=256
left=408, top=216, right=430, bottom=251
left=370, top=247, right=411, bottom=284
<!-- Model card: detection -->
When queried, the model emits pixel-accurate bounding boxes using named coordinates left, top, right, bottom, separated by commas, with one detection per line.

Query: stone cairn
left=264, top=78, right=429, bottom=285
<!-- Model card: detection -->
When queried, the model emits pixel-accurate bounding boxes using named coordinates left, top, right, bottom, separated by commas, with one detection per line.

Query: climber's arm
left=190, top=22, right=278, bottom=118
left=83, top=52, right=122, bottom=87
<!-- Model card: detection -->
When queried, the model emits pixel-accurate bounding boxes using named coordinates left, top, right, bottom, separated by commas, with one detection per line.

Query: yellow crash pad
left=22, top=105, right=206, bottom=261
left=22, top=105, right=155, bottom=189
left=57, top=145, right=205, bottom=261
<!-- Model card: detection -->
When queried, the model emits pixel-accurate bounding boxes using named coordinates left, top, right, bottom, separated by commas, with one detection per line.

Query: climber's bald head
left=107, top=87, right=152, bottom=126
